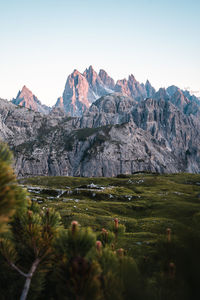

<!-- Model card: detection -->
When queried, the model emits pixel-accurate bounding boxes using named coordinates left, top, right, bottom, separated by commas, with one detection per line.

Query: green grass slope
left=19, top=173, right=200, bottom=260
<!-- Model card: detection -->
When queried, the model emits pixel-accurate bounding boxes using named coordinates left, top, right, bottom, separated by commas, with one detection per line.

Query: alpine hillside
left=0, top=77, right=200, bottom=177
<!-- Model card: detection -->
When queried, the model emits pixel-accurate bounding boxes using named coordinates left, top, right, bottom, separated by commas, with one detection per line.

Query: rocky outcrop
left=56, top=67, right=156, bottom=116
left=1, top=90, right=200, bottom=177
left=83, top=66, right=112, bottom=96
left=145, top=80, right=156, bottom=98
left=61, top=69, right=91, bottom=116
left=99, top=69, right=115, bottom=90
left=80, top=93, right=136, bottom=128
left=154, top=87, right=200, bottom=117
left=9, top=68, right=156, bottom=119
left=12, top=86, right=50, bottom=114
left=115, top=75, right=149, bottom=100
left=54, top=97, right=64, bottom=110
left=56, top=66, right=116, bottom=116
left=11, top=69, right=199, bottom=119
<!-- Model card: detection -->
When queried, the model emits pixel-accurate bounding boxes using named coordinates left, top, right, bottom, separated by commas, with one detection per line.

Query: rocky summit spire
left=128, top=74, right=137, bottom=83
left=83, top=65, right=110, bottom=96
left=170, top=89, right=190, bottom=109
left=145, top=80, right=156, bottom=98
left=55, top=97, right=64, bottom=109
left=128, top=75, right=147, bottom=99
left=12, top=86, right=50, bottom=114
left=115, top=78, right=131, bottom=97
left=56, top=67, right=116, bottom=116
left=154, top=88, right=169, bottom=101
left=114, top=75, right=147, bottom=100
left=99, top=69, right=115, bottom=90
left=17, top=85, right=34, bottom=102
left=59, top=69, right=91, bottom=117
left=83, top=65, right=98, bottom=86
left=55, top=67, right=157, bottom=116
left=166, top=85, right=179, bottom=97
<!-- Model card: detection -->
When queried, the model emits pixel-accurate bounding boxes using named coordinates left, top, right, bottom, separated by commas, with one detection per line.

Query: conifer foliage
left=0, top=143, right=27, bottom=233
left=0, top=204, right=62, bottom=300
left=0, top=142, right=143, bottom=300
left=3, top=142, right=199, bottom=299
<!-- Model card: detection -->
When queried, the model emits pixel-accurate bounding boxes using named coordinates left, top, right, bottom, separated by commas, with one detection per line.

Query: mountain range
left=12, top=66, right=158, bottom=116
left=1, top=66, right=200, bottom=177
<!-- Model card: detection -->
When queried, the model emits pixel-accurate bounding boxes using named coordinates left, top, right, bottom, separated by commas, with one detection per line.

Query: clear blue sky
left=0, top=0, right=199, bottom=106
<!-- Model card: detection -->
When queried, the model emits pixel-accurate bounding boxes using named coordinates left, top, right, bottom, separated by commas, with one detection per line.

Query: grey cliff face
left=155, top=88, right=200, bottom=118
left=1, top=88, right=200, bottom=177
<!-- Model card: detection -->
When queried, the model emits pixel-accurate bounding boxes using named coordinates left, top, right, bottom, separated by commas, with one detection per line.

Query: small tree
left=0, top=204, right=62, bottom=300
left=0, top=148, right=144, bottom=300
left=44, top=220, right=143, bottom=300
left=51, top=221, right=103, bottom=300
left=0, top=142, right=27, bottom=233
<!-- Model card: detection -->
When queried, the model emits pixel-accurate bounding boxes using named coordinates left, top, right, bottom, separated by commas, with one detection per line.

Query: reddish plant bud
left=102, top=228, right=108, bottom=243
left=114, top=218, right=119, bottom=230
left=71, top=221, right=78, bottom=234
left=102, top=228, right=108, bottom=235
left=166, top=228, right=171, bottom=242
left=117, top=248, right=124, bottom=257
left=96, top=240, right=102, bottom=252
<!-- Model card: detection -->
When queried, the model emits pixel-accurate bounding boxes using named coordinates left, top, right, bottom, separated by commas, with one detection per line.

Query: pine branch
left=20, top=258, right=41, bottom=300
left=9, top=262, right=28, bottom=277
left=8, top=257, right=41, bottom=300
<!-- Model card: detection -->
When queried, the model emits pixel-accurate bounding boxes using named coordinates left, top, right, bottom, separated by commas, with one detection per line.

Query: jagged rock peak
left=115, top=78, right=131, bottom=97
left=128, top=74, right=137, bottom=83
left=99, top=69, right=115, bottom=90
left=15, top=85, right=34, bottom=100
left=154, top=88, right=169, bottom=101
left=145, top=79, right=151, bottom=85
left=55, top=97, right=64, bottom=109
left=58, top=66, right=118, bottom=117
left=83, top=65, right=99, bottom=86
left=83, top=65, right=96, bottom=76
left=114, top=75, right=156, bottom=100
left=21, top=85, right=32, bottom=94
left=12, top=85, right=50, bottom=114
left=71, top=69, right=83, bottom=77
left=57, top=67, right=157, bottom=116
left=145, top=80, right=156, bottom=98
left=170, top=89, right=190, bottom=108
left=166, top=85, right=180, bottom=97
left=61, top=69, right=90, bottom=117
left=115, top=75, right=147, bottom=99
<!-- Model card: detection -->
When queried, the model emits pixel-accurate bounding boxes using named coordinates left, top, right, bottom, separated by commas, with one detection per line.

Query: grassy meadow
left=19, top=173, right=200, bottom=260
